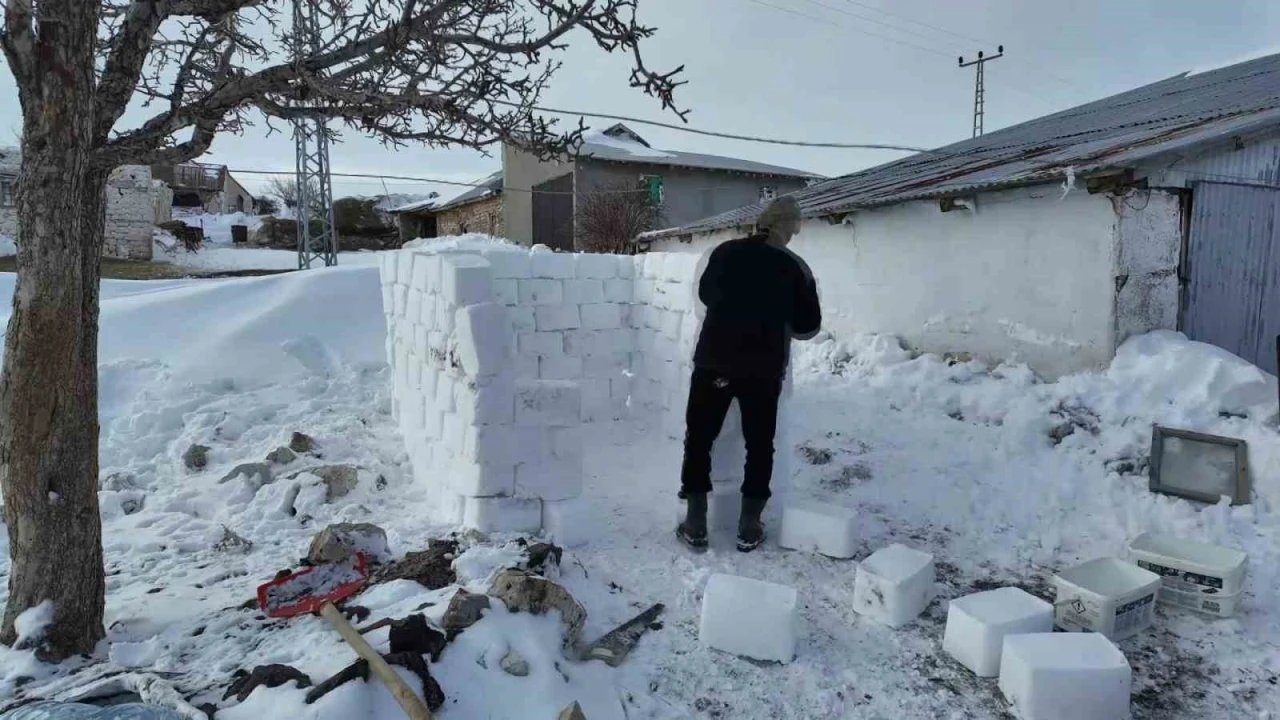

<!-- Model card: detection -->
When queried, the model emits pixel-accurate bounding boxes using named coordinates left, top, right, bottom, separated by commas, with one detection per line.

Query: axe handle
left=319, top=602, right=433, bottom=720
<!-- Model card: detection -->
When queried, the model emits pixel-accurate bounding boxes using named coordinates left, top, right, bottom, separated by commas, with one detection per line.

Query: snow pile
left=400, top=233, right=514, bottom=252
left=174, top=211, right=263, bottom=245
left=0, top=234, right=16, bottom=257
left=13, top=601, right=54, bottom=647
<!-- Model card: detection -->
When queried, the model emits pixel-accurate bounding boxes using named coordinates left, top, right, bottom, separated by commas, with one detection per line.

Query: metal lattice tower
left=959, top=46, right=1003, bottom=138
left=293, top=0, right=337, bottom=269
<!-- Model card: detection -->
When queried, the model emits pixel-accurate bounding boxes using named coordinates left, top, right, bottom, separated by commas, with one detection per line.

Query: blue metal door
left=1184, top=181, right=1280, bottom=374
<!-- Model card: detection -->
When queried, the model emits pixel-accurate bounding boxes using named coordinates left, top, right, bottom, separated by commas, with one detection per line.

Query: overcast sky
left=3, top=0, right=1280, bottom=202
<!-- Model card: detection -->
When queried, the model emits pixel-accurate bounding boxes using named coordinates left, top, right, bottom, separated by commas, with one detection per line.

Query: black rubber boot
left=737, top=497, right=768, bottom=552
left=676, top=492, right=708, bottom=550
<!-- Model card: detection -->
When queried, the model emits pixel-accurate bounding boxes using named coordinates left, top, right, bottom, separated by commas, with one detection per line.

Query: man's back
left=693, top=236, right=821, bottom=379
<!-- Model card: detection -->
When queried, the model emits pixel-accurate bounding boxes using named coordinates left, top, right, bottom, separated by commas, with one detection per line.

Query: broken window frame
left=1148, top=425, right=1251, bottom=506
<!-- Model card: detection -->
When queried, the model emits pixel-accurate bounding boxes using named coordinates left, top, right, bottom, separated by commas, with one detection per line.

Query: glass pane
left=1159, top=436, right=1239, bottom=499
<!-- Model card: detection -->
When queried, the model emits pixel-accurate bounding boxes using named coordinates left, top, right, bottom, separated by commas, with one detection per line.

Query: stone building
left=394, top=171, right=503, bottom=243
left=0, top=146, right=157, bottom=260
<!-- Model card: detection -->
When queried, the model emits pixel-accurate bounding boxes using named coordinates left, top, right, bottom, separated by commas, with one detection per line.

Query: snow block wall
left=380, top=244, right=708, bottom=535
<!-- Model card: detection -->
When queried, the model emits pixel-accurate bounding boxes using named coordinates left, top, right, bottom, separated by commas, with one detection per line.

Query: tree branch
left=1, top=0, right=37, bottom=108
left=95, top=0, right=168, bottom=144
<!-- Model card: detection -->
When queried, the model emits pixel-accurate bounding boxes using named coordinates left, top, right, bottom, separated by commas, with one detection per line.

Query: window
left=0, top=177, right=15, bottom=208
left=639, top=175, right=664, bottom=206
left=759, top=186, right=776, bottom=203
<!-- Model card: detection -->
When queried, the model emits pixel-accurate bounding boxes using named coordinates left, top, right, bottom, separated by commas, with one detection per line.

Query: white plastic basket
left=1053, top=557, right=1161, bottom=640
left=1127, top=533, right=1247, bottom=615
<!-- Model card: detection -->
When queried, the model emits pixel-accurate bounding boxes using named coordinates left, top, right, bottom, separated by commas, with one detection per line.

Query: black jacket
left=693, top=235, right=822, bottom=379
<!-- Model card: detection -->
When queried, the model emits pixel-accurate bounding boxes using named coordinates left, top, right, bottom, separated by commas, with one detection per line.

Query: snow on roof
left=576, top=124, right=819, bottom=178
left=647, top=51, right=1280, bottom=240
left=394, top=171, right=502, bottom=215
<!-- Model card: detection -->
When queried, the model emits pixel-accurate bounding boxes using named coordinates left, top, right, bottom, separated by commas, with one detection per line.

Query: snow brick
left=463, top=496, right=543, bottom=533
left=441, top=254, right=492, bottom=307
left=491, top=278, right=519, bottom=306
left=642, top=253, right=665, bottom=279
left=576, top=253, right=620, bottom=279
left=509, top=306, right=537, bottom=333
left=540, top=355, right=584, bottom=381
left=515, top=380, right=581, bottom=427
left=943, top=587, right=1055, bottom=678
left=580, top=303, right=623, bottom=330
left=699, top=573, right=798, bottom=663
left=853, top=543, right=936, bottom=628
left=454, top=303, right=513, bottom=377
left=779, top=502, right=858, bottom=559
left=542, top=498, right=591, bottom=547
left=519, top=332, right=565, bottom=357
left=536, top=304, right=581, bottom=332
left=563, top=279, right=606, bottom=305
left=397, top=252, right=414, bottom=285
left=481, top=247, right=532, bottom=279
left=604, top=278, right=633, bottom=303
left=454, top=377, right=515, bottom=426
left=450, top=459, right=517, bottom=498
left=518, top=279, right=565, bottom=306
left=998, top=633, right=1131, bottom=720
left=530, top=251, right=576, bottom=279
left=515, top=459, right=583, bottom=501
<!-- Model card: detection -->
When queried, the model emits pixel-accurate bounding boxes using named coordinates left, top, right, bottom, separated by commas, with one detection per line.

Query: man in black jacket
left=676, top=196, right=821, bottom=552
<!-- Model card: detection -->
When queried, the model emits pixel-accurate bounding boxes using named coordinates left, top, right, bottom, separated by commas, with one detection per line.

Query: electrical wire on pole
left=292, top=0, right=337, bottom=269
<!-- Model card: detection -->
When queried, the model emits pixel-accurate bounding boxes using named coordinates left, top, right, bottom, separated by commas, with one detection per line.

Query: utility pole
left=292, top=0, right=338, bottom=269
left=959, top=45, right=1004, bottom=138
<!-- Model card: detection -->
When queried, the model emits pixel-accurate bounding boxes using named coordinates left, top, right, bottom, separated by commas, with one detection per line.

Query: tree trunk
left=0, top=0, right=107, bottom=659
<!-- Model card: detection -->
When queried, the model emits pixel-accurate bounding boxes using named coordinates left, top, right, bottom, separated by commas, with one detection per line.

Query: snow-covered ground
left=0, top=263, right=1277, bottom=718
left=173, top=210, right=264, bottom=246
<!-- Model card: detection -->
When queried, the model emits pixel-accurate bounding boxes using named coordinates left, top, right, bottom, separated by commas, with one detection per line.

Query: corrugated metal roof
left=579, top=124, right=820, bottom=178
left=646, top=53, right=1280, bottom=239
left=393, top=171, right=502, bottom=215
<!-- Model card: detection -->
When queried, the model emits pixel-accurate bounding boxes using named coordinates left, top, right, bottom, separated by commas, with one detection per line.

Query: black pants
left=679, top=367, right=783, bottom=500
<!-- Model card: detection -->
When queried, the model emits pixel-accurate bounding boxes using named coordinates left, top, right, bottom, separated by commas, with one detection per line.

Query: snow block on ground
left=853, top=543, right=936, bottom=628
left=440, top=254, right=492, bottom=307
left=998, top=633, right=1131, bottom=720
left=699, top=573, right=798, bottom=663
left=515, top=380, right=581, bottom=427
left=542, top=498, right=590, bottom=547
left=454, top=303, right=513, bottom=377
left=463, top=496, right=543, bottom=533
left=779, top=502, right=858, bottom=559
left=943, top=588, right=1055, bottom=678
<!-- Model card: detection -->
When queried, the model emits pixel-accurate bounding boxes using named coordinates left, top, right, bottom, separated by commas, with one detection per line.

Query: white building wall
left=1113, top=189, right=1183, bottom=347
left=651, top=186, right=1142, bottom=379
left=104, top=165, right=156, bottom=261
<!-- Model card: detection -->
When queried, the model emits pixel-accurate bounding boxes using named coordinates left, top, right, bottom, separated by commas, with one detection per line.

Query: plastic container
left=1126, top=533, right=1247, bottom=616
left=1158, top=585, right=1242, bottom=618
left=1052, top=557, right=1161, bottom=640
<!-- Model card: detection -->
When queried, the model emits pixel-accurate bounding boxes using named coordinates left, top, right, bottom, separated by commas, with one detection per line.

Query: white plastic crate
left=1053, top=557, right=1160, bottom=640
left=1127, top=533, right=1247, bottom=617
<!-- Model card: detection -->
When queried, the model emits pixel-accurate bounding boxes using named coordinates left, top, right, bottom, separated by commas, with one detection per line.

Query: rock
left=370, top=539, right=458, bottom=589
left=214, top=525, right=253, bottom=554
left=183, top=444, right=210, bottom=471
left=290, top=432, right=315, bottom=454
left=500, top=651, right=530, bottom=677
left=306, top=523, right=389, bottom=564
left=440, top=589, right=491, bottom=634
left=120, top=495, right=145, bottom=515
left=307, top=465, right=359, bottom=501
left=266, top=446, right=298, bottom=465
left=218, top=462, right=275, bottom=488
left=100, top=472, right=138, bottom=492
left=524, top=542, right=563, bottom=574
left=224, top=664, right=312, bottom=702
left=557, top=701, right=587, bottom=720
left=388, top=614, right=447, bottom=662
left=488, top=569, right=587, bottom=647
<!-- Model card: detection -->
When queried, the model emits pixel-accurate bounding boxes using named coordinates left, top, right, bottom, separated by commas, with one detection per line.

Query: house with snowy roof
left=393, top=171, right=503, bottom=243
left=645, top=53, right=1280, bottom=379
left=501, top=124, right=820, bottom=250
left=0, top=146, right=159, bottom=260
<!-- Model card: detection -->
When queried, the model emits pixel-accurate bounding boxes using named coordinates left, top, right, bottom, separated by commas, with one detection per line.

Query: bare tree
left=575, top=180, right=665, bottom=253
left=0, top=0, right=684, bottom=660
left=266, top=177, right=301, bottom=209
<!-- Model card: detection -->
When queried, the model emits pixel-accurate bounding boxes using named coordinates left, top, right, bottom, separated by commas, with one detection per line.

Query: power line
left=796, top=0, right=973, bottom=53
left=746, top=0, right=954, bottom=58
left=487, top=98, right=933, bottom=153
left=840, top=0, right=991, bottom=47
left=232, top=169, right=779, bottom=196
